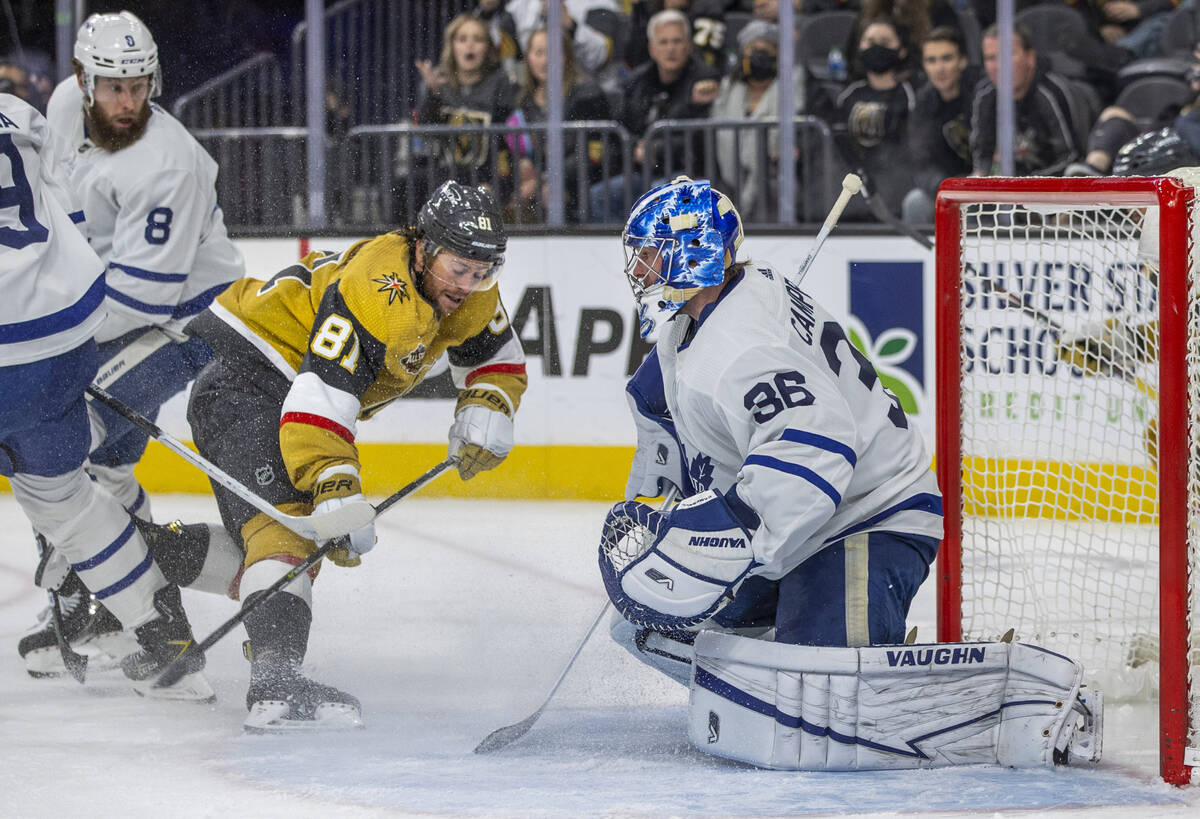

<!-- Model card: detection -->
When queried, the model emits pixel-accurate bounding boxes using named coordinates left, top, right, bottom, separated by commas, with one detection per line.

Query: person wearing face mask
left=831, top=17, right=917, bottom=218
left=710, top=20, right=804, bottom=219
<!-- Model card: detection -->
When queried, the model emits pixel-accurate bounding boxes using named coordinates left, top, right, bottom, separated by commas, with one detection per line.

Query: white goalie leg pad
left=688, top=632, right=1098, bottom=771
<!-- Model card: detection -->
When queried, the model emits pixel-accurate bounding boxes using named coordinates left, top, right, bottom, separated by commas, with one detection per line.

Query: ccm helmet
left=417, top=180, right=506, bottom=288
left=1112, top=126, right=1200, bottom=177
left=622, top=176, right=744, bottom=338
left=74, top=11, right=161, bottom=105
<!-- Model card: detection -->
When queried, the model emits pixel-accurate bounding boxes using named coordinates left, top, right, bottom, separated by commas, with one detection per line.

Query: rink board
left=5, top=232, right=1151, bottom=502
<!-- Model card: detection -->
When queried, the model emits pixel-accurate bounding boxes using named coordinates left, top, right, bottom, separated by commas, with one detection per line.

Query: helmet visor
left=622, top=233, right=677, bottom=298
left=425, top=245, right=502, bottom=293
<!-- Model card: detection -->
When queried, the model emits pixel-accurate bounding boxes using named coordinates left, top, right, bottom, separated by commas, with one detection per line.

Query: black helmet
left=1113, top=126, right=1200, bottom=176
left=417, top=180, right=507, bottom=269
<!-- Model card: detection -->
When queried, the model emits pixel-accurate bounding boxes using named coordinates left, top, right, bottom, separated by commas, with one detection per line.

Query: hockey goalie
left=598, top=176, right=1103, bottom=771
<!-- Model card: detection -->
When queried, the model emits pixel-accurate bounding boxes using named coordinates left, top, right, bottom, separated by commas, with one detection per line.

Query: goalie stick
left=474, top=487, right=680, bottom=754
left=154, top=455, right=458, bottom=690
left=85, top=385, right=374, bottom=542
left=795, top=173, right=862, bottom=285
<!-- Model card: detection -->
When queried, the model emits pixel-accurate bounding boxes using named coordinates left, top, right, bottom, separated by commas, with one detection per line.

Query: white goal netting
left=941, top=183, right=1200, bottom=780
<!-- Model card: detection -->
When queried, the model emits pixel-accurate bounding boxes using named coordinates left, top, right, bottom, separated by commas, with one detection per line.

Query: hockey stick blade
left=85, top=385, right=372, bottom=541
left=153, top=457, right=458, bottom=690
left=50, top=590, right=88, bottom=683
left=474, top=488, right=680, bottom=754
left=473, top=600, right=612, bottom=754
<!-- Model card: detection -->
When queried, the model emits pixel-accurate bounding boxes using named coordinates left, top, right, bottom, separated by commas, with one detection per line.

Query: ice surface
left=0, top=494, right=1196, bottom=817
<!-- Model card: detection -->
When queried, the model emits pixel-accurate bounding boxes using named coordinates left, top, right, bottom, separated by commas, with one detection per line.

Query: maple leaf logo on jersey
left=399, top=343, right=427, bottom=374
left=689, top=453, right=714, bottom=491
left=373, top=273, right=410, bottom=305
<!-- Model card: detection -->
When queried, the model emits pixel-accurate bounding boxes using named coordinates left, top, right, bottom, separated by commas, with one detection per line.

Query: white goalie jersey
left=45, top=78, right=243, bottom=343
left=655, top=262, right=942, bottom=579
left=0, top=94, right=105, bottom=366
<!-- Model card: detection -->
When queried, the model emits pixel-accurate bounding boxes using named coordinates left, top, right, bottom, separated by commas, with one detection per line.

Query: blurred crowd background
left=4, top=0, right=1200, bottom=233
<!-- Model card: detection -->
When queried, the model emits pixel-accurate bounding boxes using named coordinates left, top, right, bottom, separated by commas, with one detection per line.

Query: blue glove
left=599, top=488, right=760, bottom=631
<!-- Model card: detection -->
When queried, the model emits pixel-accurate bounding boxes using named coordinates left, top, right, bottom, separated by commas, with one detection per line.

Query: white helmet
left=74, top=11, right=161, bottom=104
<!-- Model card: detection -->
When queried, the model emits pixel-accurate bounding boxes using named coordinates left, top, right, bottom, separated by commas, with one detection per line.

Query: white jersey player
left=599, top=177, right=1101, bottom=771
left=0, top=92, right=209, bottom=699
left=17, top=11, right=243, bottom=677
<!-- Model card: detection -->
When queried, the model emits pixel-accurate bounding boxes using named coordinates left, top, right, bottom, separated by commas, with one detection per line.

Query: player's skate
left=121, top=584, right=214, bottom=702
left=241, top=591, right=362, bottom=733
left=17, top=569, right=126, bottom=678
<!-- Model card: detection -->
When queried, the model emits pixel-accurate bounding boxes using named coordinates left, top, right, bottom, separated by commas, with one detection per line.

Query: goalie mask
left=417, top=180, right=507, bottom=291
left=623, top=176, right=744, bottom=338
left=74, top=11, right=162, bottom=105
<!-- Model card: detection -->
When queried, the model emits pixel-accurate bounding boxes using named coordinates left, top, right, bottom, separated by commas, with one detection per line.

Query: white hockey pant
left=10, top=468, right=166, bottom=628
left=689, top=631, right=1101, bottom=771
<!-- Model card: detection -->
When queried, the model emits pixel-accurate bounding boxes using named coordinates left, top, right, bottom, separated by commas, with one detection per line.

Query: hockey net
left=934, top=176, right=1199, bottom=785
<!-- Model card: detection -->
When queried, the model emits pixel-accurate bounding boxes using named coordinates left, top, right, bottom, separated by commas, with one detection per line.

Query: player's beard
left=85, top=100, right=151, bottom=152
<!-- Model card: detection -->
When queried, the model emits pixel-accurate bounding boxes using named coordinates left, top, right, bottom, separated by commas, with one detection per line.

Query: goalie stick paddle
left=85, top=385, right=374, bottom=542
left=473, top=487, right=679, bottom=754
left=153, top=456, right=458, bottom=690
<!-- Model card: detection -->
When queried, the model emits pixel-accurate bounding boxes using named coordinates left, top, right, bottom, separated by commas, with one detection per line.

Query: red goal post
left=934, top=176, right=1196, bottom=785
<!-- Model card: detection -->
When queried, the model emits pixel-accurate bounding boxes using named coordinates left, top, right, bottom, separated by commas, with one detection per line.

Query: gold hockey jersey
left=201, top=231, right=527, bottom=492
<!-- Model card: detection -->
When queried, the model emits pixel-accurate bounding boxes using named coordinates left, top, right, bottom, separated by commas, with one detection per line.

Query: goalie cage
left=935, top=176, right=1200, bottom=785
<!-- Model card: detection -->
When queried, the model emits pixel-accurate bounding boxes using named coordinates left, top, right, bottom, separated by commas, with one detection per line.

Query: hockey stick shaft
left=85, top=385, right=374, bottom=542
left=474, top=487, right=679, bottom=754
left=794, top=173, right=863, bottom=285
left=153, top=456, right=457, bottom=689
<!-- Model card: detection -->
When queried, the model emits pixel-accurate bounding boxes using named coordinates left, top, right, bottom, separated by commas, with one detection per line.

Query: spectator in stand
left=413, top=13, right=516, bottom=193
left=844, top=0, right=960, bottom=76
left=1068, top=40, right=1200, bottom=176
left=710, top=19, right=803, bottom=219
left=589, top=8, right=722, bottom=219
left=504, top=27, right=613, bottom=222
left=832, top=17, right=917, bottom=217
left=970, top=23, right=1081, bottom=177
left=475, top=0, right=524, bottom=76
left=749, top=0, right=802, bottom=22
left=902, top=26, right=979, bottom=223
left=1097, top=0, right=1178, bottom=57
left=626, top=0, right=737, bottom=72
left=506, top=1, right=628, bottom=99
left=0, top=59, right=34, bottom=106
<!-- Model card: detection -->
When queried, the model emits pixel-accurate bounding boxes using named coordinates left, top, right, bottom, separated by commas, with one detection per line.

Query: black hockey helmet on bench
left=417, top=180, right=507, bottom=289
left=1112, top=126, right=1200, bottom=176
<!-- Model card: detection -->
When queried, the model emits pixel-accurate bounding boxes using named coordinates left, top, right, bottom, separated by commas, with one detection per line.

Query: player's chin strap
left=689, top=631, right=1104, bottom=771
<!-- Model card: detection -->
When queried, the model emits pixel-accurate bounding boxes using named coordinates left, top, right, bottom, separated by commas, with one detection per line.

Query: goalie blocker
left=689, top=632, right=1102, bottom=771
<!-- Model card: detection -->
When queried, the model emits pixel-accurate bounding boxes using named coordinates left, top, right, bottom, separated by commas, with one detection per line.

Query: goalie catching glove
left=599, top=488, right=761, bottom=632
left=449, top=386, right=514, bottom=480
left=312, top=466, right=375, bottom=567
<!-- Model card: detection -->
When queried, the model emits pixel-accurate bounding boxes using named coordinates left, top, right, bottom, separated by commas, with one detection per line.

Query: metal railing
left=171, top=53, right=287, bottom=129
left=189, top=117, right=841, bottom=231
left=338, top=120, right=634, bottom=227
left=189, top=127, right=310, bottom=230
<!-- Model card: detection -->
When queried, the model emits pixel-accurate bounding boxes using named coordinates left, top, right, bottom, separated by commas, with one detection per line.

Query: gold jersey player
left=183, top=181, right=527, bottom=731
